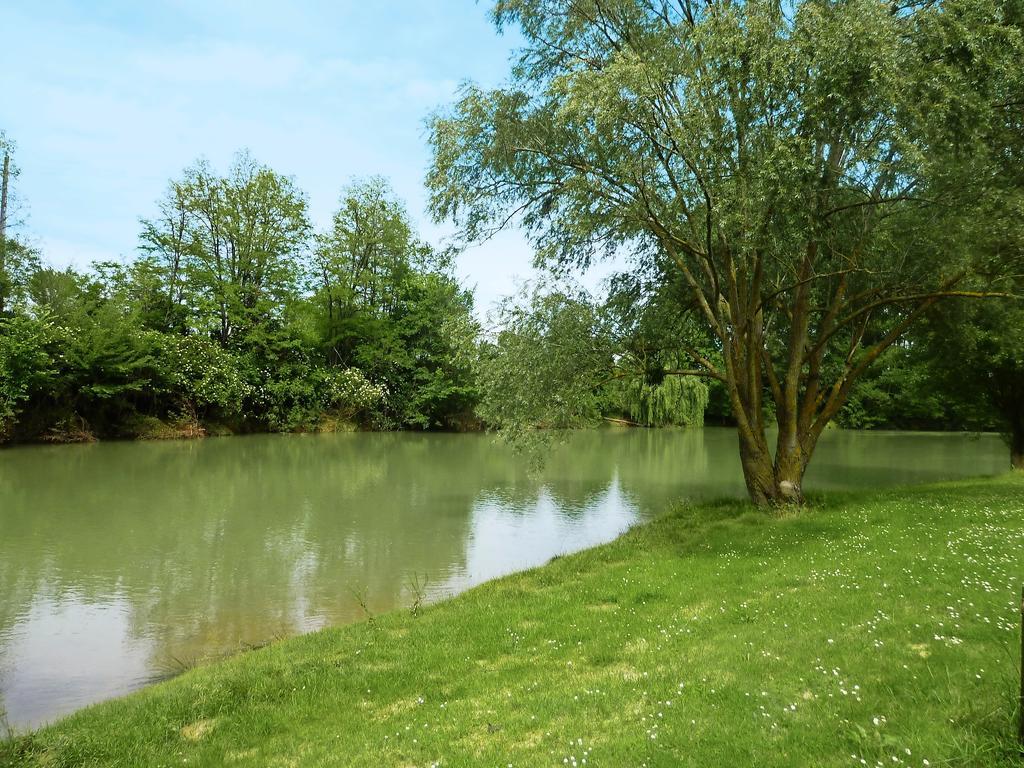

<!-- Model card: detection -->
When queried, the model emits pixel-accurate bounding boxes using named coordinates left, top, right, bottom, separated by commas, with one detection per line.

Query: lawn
left=3, top=475, right=1023, bottom=767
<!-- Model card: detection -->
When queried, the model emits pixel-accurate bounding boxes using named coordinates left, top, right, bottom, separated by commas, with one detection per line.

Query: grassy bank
left=3, top=476, right=1023, bottom=767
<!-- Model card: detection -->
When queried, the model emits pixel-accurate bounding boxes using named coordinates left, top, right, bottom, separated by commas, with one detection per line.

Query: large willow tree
left=428, top=0, right=1022, bottom=505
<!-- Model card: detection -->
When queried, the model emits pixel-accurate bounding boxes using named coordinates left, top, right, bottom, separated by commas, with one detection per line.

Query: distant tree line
left=0, top=147, right=482, bottom=442
left=2, top=118, right=1021, bottom=461
left=0, top=141, right=715, bottom=444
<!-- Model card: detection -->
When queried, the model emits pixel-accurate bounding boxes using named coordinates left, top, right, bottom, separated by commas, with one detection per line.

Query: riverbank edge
left=0, top=410, right=491, bottom=448
left=2, top=416, right=1006, bottom=450
left=2, top=473, right=1022, bottom=766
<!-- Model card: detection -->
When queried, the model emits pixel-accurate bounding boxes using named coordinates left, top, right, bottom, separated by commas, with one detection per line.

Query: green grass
left=3, top=475, right=1023, bottom=767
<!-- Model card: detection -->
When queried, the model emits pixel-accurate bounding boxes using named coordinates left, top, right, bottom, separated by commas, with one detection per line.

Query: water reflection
left=0, top=428, right=1006, bottom=727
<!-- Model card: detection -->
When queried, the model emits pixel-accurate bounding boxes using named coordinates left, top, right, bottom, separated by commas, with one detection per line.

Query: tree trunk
left=0, top=151, right=8, bottom=244
left=738, top=432, right=776, bottom=506
left=736, top=428, right=811, bottom=507
left=773, top=440, right=809, bottom=504
left=0, top=150, right=9, bottom=316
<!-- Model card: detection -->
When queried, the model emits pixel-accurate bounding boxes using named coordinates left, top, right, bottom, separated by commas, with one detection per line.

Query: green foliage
left=355, top=273, right=479, bottom=430
left=795, top=293, right=1024, bottom=463
left=152, top=333, right=249, bottom=417
left=313, top=177, right=420, bottom=321
left=601, top=271, right=715, bottom=428
left=0, top=148, right=481, bottom=442
left=919, top=297, right=1024, bottom=465
left=612, top=370, right=709, bottom=428
left=255, top=357, right=386, bottom=433
left=837, top=346, right=955, bottom=430
left=477, top=282, right=712, bottom=445
left=313, top=180, right=480, bottom=430
left=0, top=238, right=40, bottom=315
left=55, top=303, right=159, bottom=407
left=477, top=286, right=615, bottom=443
left=21, top=268, right=161, bottom=432
left=140, top=152, right=310, bottom=345
left=0, top=315, right=54, bottom=440
left=0, top=135, right=39, bottom=315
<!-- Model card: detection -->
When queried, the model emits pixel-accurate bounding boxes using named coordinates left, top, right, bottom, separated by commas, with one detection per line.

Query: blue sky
left=1, top=1, right=615, bottom=315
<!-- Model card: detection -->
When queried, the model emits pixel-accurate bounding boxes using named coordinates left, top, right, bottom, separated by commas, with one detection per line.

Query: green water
left=0, top=427, right=1007, bottom=728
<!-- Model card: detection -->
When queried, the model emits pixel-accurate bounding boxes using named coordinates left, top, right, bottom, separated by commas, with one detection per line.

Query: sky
left=1, top=0, right=615, bottom=318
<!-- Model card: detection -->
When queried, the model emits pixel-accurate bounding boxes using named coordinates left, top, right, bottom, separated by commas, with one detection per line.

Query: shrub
left=152, top=334, right=250, bottom=417
left=0, top=316, right=55, bottom=441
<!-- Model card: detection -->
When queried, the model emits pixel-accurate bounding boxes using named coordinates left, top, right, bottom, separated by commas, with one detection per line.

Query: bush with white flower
left=152, top=333, right=250, bottom=416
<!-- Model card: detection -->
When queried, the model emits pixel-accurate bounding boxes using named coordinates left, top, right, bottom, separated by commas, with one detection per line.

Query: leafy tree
left=0, top=239, right=40, bottom=317
left=137, top=179, right=196, bottom=333
left=836, top=345, right=956, bottom=430
left=477, top=280, right=709, bottom=437
left=888, top=0, right=1024, bottom=466
left=607, top=361, right=709, bottom=427
left=922, top=298, right=1024, bottom=469
left=0, top=315, right=54, bottom=440
left=26, top=267, right=94, bottom=321
left=600, top=268, right=716, bottom=426
left=140, top=152, right=310, bottom=346
left=478, top=286, right=616, bottom=444
left=380, top=271, right=480, bottom=429
left=151, top=333, right=250, bottom=420
left=26, top=267, right=160, bottom=434
left=428, top=0, right=1023, bottom=504
left=257, top=360, right=386, bottom=432
left=313, top=180, right=480, bottom=429
left=313, top=177, right=419, bottom=336
left=0, top=134, right=39, bottom=316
